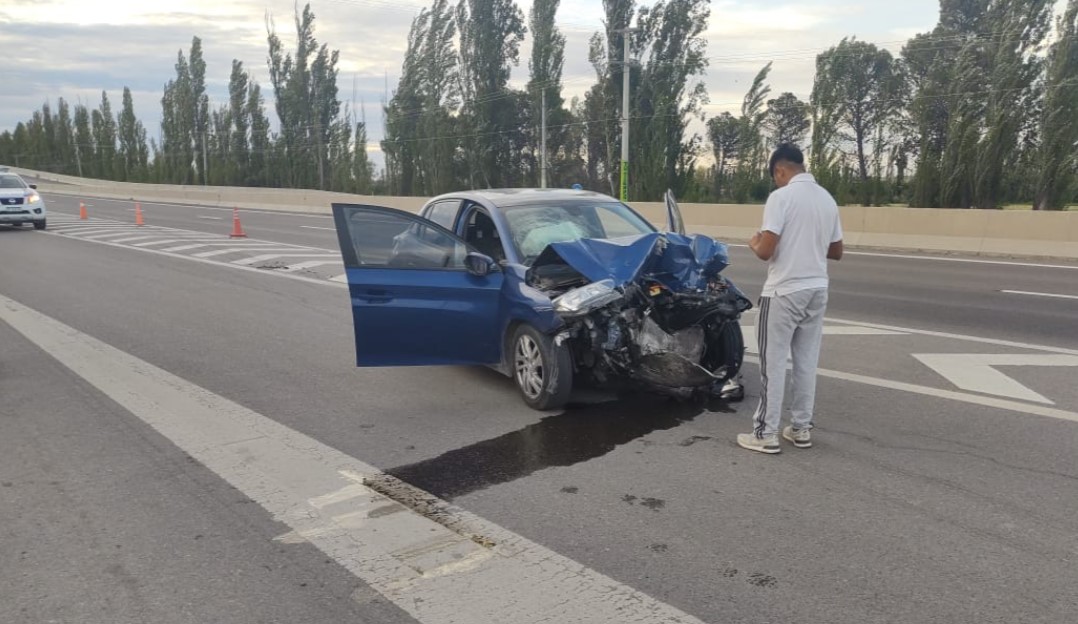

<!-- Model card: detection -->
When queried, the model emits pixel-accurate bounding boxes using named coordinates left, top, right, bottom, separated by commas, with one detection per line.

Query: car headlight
left=552, top=279, right=623, bottom=317
left=26, top=193, right=41, bottom=204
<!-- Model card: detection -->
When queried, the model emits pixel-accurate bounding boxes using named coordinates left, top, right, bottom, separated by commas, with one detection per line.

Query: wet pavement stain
left=387, top=394, right=734, bottom=501
left=560, top=486, right=580, bottom=494
left=640, top=497, right=666, bottom=511
left=679, top=435, right=713, bottom=447
left=648, top=543, right=669, bottom=553
left=748, top=572, right=778, bottom=588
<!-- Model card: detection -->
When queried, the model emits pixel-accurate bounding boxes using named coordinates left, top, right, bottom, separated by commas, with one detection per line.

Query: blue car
left=332, top=188, right=752, bottom=410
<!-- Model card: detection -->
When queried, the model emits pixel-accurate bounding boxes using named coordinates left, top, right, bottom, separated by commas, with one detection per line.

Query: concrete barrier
left=11, top=166, right=1078, bottom=261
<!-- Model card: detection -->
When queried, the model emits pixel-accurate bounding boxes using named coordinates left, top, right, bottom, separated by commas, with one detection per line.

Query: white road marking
left=728, top=244, right=1078, bottom=270
left=133, top=238, right=228, bottom=247
left=842, top=251, right=1078, bottom=270
left=41, top=230, right=348, bottom=289
left=197, top=215, right=224, bottom=220
left=0, top=293, right=710, bottom=624
left=195, top=247, right=306, bottom=259
left=300, top=225, right=336, bottom=231
left=826, top=317, right=1078, bottom=356
left=742, top=355, right=1078, bottom=424
left=107, top=235, right=169, bottom=244
left=233, top=253, right=340, bottom=266
left=912, top=353, right=1078, bottom=404
left=330, top=273, right=348, bottom=283
left=57, top=196, right=335, bottom=219
left=1001, top=289, right=1078, bottom=301
left=280, top=260, right=342, bottom=272
left=80, top=231, right=161, bottom=240
left=742, top=324, right=906, bottom=354
left=163, top=241, right=303, bottom=253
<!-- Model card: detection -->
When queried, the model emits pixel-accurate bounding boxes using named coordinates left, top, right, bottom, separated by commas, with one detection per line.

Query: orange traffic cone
left=79, top=201, right=88, bottom=220
left=135, top=202, right=144, bottom=226
left=229, top=208, right=247, bottom=238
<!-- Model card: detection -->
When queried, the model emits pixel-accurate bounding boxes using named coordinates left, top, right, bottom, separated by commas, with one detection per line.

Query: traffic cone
left=229, top=208, right=247, bottom=238
left=135, top=202, right=144, bottom=226
left=79, top=201, right=88, bottom=220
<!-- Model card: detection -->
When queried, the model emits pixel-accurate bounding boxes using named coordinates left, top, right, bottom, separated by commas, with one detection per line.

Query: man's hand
left=749, top=230, right=780, bottom=261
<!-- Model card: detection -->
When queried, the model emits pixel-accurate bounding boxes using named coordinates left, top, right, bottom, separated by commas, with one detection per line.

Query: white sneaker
left=782, top=426, right=812, bottom=449
left=737, top=433, right=781, bottom=454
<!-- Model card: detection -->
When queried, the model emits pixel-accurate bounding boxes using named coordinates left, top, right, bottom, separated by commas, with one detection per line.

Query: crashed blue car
left=332, top=189, right=752, bottom=410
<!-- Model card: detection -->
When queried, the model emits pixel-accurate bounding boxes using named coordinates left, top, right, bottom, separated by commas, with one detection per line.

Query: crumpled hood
left=529, top=232, right=731, bottom=291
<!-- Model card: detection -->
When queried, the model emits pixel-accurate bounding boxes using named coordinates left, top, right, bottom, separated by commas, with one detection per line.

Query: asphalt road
left=2, top=191, right=1077, bottom=624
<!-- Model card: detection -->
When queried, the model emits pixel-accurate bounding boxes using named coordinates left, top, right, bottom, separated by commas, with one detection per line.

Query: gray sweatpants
left=752, top=287, right=829, bottom=437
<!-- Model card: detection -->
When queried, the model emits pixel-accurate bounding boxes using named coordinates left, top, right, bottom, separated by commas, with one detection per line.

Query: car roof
left=429, top=188, right=619, bottom=208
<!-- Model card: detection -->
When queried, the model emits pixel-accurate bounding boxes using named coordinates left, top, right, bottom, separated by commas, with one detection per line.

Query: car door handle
left=355, top=289, right=393, bottom=304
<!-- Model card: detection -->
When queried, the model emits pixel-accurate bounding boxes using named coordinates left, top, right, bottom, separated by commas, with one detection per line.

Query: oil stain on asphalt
left=386, top=394, right=734, bottom=501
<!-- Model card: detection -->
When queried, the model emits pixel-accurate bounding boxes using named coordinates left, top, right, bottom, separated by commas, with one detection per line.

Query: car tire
left=33, top=219, right=46, bottom=231
left=510, top=324, right=572, bottom=411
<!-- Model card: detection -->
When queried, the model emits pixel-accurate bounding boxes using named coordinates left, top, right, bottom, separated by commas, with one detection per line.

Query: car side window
left=425, top=200, right=461, bottom=231
left=461, top=205, right=506, bottom=263
left=345, top=208, right=468, bottom=270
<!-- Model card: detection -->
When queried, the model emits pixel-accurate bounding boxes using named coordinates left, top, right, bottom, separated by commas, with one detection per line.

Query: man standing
left=738, top=144, right=843, bottom=454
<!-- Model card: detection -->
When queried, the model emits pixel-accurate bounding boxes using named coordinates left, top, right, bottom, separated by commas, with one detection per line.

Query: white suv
left=0, top=172, right=47, bottom=230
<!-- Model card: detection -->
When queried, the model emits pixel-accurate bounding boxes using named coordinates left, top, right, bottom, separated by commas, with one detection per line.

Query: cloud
left=2, top=0, right=954, bottom=172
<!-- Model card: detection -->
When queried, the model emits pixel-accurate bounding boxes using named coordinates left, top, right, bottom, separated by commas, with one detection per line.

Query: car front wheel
left=33, top=219, right=46, bottom=230
left=511, top=324, right=572, bottom=411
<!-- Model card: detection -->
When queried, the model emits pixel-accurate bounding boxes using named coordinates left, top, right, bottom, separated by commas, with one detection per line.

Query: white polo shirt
left=759, top=173, right=843, bottom=297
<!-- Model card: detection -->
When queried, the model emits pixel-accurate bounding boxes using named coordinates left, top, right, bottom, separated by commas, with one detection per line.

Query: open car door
left=664, top=189, right=686, bottom=235
left=332, top=203, right=505, bottom=367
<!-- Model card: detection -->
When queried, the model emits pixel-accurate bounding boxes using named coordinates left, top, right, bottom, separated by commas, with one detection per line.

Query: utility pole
left=619, top=27, right=638, bottom=203
left=74, top=142, right=83, bottom=178
left=540, top=89, right=548, bottom=189
left=202, top=129, right=209, bottom=186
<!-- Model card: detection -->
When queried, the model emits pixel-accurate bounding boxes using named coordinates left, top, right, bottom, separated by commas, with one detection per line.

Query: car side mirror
left=28, top=184, right=37, bottom=189
left=464, top=252, right=496, bottom=277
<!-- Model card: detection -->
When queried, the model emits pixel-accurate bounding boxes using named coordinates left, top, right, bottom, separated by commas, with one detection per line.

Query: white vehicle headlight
left=553, top=279, right=622, bottom=316
left=26, top=192, right=41, bottom=204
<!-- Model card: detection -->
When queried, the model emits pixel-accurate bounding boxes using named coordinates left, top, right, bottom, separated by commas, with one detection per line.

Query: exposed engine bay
left=525, top=232, right=753, bottom=395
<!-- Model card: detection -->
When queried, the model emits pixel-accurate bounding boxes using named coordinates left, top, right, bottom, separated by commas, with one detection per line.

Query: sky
left=0, top=0, right=1067, bottom=170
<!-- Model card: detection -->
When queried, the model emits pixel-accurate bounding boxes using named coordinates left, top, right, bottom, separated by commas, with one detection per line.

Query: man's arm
left=827, top=240, right=843, bottom=261
left=750, top=230, right=781, bottom=261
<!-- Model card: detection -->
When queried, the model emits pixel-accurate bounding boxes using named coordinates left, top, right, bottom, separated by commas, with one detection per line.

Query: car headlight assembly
left=553, top=279, right=623, bottom=317
left=26, top=192, right=41, bottom=204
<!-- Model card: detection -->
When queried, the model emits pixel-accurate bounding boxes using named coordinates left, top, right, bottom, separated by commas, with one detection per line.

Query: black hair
left=769, top=143, right=805, bottom=178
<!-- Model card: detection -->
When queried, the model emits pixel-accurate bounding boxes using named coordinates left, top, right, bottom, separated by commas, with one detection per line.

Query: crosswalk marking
left=196, top=247, right=303, bottom=258
left=281, top=260, right=342, bottom=272
left=45, top=214, right=348, bottom=286
left=233, top=253, right=340, bottom=266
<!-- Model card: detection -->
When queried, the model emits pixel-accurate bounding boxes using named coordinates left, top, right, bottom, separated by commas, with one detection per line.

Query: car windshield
left=502, top=200, right=655, bottom=264
left=0, top=175, right=27, bottom=189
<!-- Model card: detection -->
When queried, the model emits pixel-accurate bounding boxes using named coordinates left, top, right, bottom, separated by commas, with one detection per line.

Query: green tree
left=456, top=0, right=527, bottom=188
left=1035, top=0, right=1077, bottom=210
left=812, top=38, right=900, bottom=206
left=706, top=112, right=742, bottom=200
left=227, top=60, right=251, bottom=185
left=267, top=3, right=342, bottom=190
left=526, top=0, right=575, bottom=186
left=91, top=91, right=118, bottom=179
left=117, top=87, right=149, bottom=181
left=764, top=92, right=810, bottom=148
left=189, top=37, right=210, bottom=184
left=630, top=0, right=711, bottom=200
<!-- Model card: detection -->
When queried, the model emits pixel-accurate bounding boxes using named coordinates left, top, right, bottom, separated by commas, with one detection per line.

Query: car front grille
left=1, top=197, right=25, bottom=205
